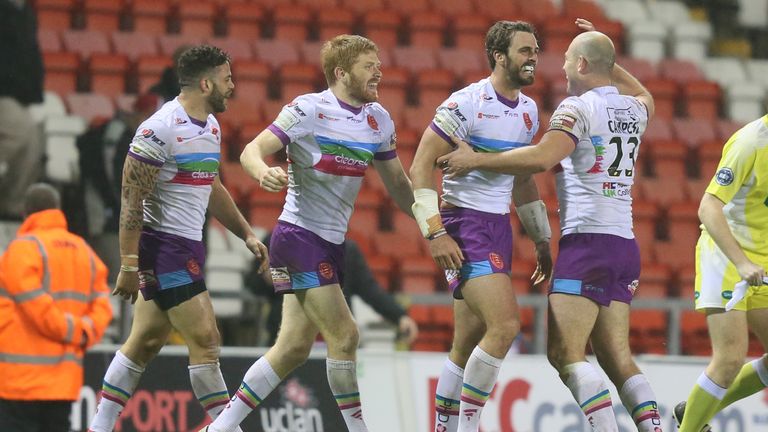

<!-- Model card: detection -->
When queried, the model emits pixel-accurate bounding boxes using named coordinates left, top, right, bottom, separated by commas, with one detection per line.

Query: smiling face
left=205, top=62, right=234, bottom=113
left=498, top=31, right=539, bottom=88
left=341, top=50, right=382, bottom=104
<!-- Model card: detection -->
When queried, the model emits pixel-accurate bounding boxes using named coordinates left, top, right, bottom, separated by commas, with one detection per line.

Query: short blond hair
left=320, top=35, right=378, bottom=86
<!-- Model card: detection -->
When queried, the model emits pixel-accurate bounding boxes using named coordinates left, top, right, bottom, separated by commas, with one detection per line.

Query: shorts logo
left=138, top=270, right=158, bottom=289
left=319, top=262, right=334, bottom=280
left=715, top=167, right=734, bottom=186
left=445, top=269, right=460, bottom=283
left=186, top=258, right=200, bottom=275
left=694, top=291, right=700, bottom=300
left=270, top=267, right=291, bottom=286
left=628, top=279, right=639, bottom=296
left=722, top=290, right=733, bottom=299
left=489, top=253, right=503, bottom=270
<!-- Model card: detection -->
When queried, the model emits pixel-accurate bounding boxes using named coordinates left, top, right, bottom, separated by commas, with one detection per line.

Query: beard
left=207, top=84, right=229, bottom=113
left=347, top=72, right=378, bottom=104
left=505, top=61, right=535, bottom=88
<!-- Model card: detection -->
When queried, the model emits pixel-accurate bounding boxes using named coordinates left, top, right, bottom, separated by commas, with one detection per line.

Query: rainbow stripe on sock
left=198, top=390, right=230, bottom=412
left=631, top=400, right=660, bottom=424
left=101, top=381, right=131, bottom=407
left=460, top=383, right=491, bottom=407
left=435, top=394, right=460, bottom=416
left=334, top=391, right=362, bottom=410
left=235, top=382, right=262, bottom=410
left=580, top=389, right=613, bottom=415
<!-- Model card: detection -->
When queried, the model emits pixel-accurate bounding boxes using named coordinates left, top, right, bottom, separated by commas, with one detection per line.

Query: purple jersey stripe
left=267, top=124, right=290, bottom=147
left=374, top=149, right=397, bottom=160
left=430, top=122, right=453, bottom=145
left=128, top=151, right=163, bottom=167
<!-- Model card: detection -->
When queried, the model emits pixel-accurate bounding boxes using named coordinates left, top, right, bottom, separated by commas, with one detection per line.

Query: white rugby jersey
left=430, top=78, right=539, bottom=214
left=267, top=89, right=397, bottom=244
left=549, top=86, right=649, bottom=238
left=128, top=98, right=221, bottom=241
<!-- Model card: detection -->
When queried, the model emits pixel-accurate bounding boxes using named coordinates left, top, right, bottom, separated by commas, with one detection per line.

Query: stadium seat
left=437, top=48, right=486, bottom=77
left=223, top=2, right=263, bottom=40
left=272, top=4, right=311, bottom=40
left=401, top=258, right=439, bottom=294
left=408, top=11, right=447, bottom=48
left=653, top=238, right=694, bottom=271
left=682, top=80, right=721, bottom=120
left=672, top=118, right=717, bottom=148
left=177, top=2, right=217, bottom=37
left=427, top=0, right=475, bottom=18
left=658, top=59, right=704, bottom=84
left=745, top=59, right=768, bottom=89
left=82, top=0, right=122, bottom=32
left=667, top=202, right=701, bottom=253
left=136, top=55, right=173, bottom=93
left=62, top=30, right=111, bottom=60
left=218, top=98, right=263, bottom=128
left=158, top=34, right=204, bottom=57
left=416, top=68, right=455, bottom=109
left=701, top=58, right=747, bottom=89
left=372, top=232, right=423, bottom=261
left=388, top=0, right=431, bottom=14
left=697, top=141, right=724, bottom=181
left=316, top=9, right=356, bottom=42
left=36, top=0, right=75, bottom=31
left=636, top=263, right=671, bottom=298
left=633, top=200, right=659, bottom=263
left=541, top=15, right=581, bottom=43
left=113, top=93, right=137, bottom=113
left=65, top=92, right=115, bottom=125
left=630, top=309, right=668, bottom=354
left=647, top=0, right=692, bottom=28
left=376, top=66, right=410, bottom=120
left=206, top=37, right=253, bottom=62
left=642, top=117, right=673, bottom=143
left=617, top=56, right=658, bottom=83
left=627, top=21, right=667, bottom=63
left=452, top=14, right=489, bottom=50
left=726, top=82, right=766, bottom=123
left=231, top=60, right=270, bottom=106
left=671, top=21, right=712, bottom=64
left=129, top=0, right=170, bottom=34
left=253, top=39, right=300, bottom=68
left=298, top=41, right=324, bottom=68
left=637, top=177, right=687, bottom=208
left=279, top=63, right=319, bottom=100
left=89, top=53, right=129, bottom=98
left=649, top=139, right=688, bottom=179
left=684, top=177, right=711, bottom=202
left=645, top=79, right=678, bottom=119
left=38, top=29, right=62, bottom=53
left=111, top=32, right=159, bottom=61
left=43, top=51, right=80, bottom=95
left=338, top=0, right=385, bottom=15
left=561, top=0, right=606, bottom=21
left=603, top=0, right=650, bottom=27
left=716, top=119, right=745, bottom=141
left=362, top=10, right=402, bottom=49
left=475, top=0, right=518, bottom=20
left=402, top=105, right=438, bottom=135
left=365, top=254, right=396, bottom=291
left=680, top=310, right=710, bottom=356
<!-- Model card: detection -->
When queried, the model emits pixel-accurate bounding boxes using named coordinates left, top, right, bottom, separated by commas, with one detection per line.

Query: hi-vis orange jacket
left=0, top=209, right=112, bottom=401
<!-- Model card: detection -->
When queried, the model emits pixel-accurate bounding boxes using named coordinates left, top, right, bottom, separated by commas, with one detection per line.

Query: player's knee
left=187, top=326, right=221, bottom=355
left=486, top=317, right=520, bottom=348
left=547, top=346, right=569, bottom=373
left=713, top=356, right=746, bottom=381
left=327, top=324, right=360, bottom=355
left=280, top=341, right=312, bottom=367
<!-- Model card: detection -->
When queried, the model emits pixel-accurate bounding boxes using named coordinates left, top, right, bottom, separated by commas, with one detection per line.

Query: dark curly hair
left=485, top=21, right=537, bottom=69
left=177, top=45, right=231, bottom=89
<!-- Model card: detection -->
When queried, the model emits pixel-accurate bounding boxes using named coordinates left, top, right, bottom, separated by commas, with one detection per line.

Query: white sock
left=208, top=357, right=280, bottom=432
left=435, top=358, right=464, bottom=432
left=562, top=362, right=618, bottom=432
left=89, top=351, right=144, bottom=432
left=619, top=374, right=662, bottom=432
left=327, top=358, right=368, bottom=432
left=189, top=362, right=242, bottom=432
left=458, top=346, right=502, bottom=432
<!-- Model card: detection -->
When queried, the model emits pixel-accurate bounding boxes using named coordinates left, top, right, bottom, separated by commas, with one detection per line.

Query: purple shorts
left=138, top=227, right=207, bottom=309
left=269, top=221, right=345, bottom=294
left=550, top=233, right=640, bottom=306
left=440, top=207, right=513, bottom=299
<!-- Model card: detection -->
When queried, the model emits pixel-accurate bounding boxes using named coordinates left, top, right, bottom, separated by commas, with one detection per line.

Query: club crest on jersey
left=318, top=262, right=334, bottom=280
left=489, top=252, right=504, bottom=269
left=523, top=112, right=533, bottom=130
left=211, top=127, right=218, bottom=136
left=367, top=114, right=379, bottom=130
left=715, top=167, right=734, bottom=186
left=187, top=258, right=200, bottom=275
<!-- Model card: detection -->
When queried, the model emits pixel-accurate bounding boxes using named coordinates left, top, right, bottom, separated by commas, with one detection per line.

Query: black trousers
left=0, top=399, right=72, bottom=432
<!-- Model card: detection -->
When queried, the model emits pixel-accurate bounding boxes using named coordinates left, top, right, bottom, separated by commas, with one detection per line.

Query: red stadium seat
left=616, top=56, right=658, bottom=83
left=65, top=92, right=115, bottom=125
left=667, top=202, right=701, bottom=247
left=649, top=139, right=689, bottom=179
left=316, top=9, right=356, bottom=42
left=535, top=52, right=565, bottom=83
left=89, top=53, right=129, bottom=98
left=637, top=177, right=687, bottom=209
left=427, top=0, right=476, bottom=18
left=279, top=63, right=319, bottom=100
left=111, top=32, right=159, bottom=61
left=218, top=98, right=263, bottom=128
left=630, top=309, right=668, bottom=354
left=417, top=68, right=454, bottom=109
left=680, top=310, right=710, bottom=356
left=633, top=200, right=659, bottom=264
left=272, top=4, right=311, bottom=41
left=177, top=1, right=217, bottom=37
left=392, top=46, right=438, bottom=73
left=158, top=34, right=204, bottom=57
left=453, top=14, right=490, bottom=49
left=223, top=3, right=263, bottom=40
left=207, top=37, right=253, bottom=62
left=682, top=80, right=721, bottom=120
left=659, top=59, right=704, bottom=84
left=653, top=239, right=695, bottom=271
left=716, top=119, right=745, bottom=141
left=338, top=0, right=385, bottom=15
left=637, top=263, right=671, bottom=298
left=401, top=257, right=439, bottom=294
left=642, top=117, right=674, bottom=144
left=408, top=11, right=447, bottom=48
left=36, top=0, right=74, bottom=31
left=231, top=60, right=270, bottom=107
left=62, top=30, right=111, bottom=60
left=38, top=29, right=62, bottom=53
left=475, top=0, right=518, bottom=20
left=644, top=79, right=679, bottom=120
left=299, top=41, right=324, bottom=68
left=373, top=232, right=423, bottom=260
left=437, top=48, right=486, bottom=76
left=43, top=51, right=80, bottom=95
left=542, top=15, right=581, bottom=42
left=402, top=105, right=438, bottom=134
left=672, top=118, right=717, bottom=148
left=130, top=0, right=170, bottom=34
left=136, top=55, right=173, bottom=93
left=517, top=0, right=559, bottom=27
left=82, top=0, right=122, bottom=32
left=387, top=0, right=431, bottom=14
left=253, top=39, right=300, bottom=69
left=377, top=66, right=411, bottom=118
left=365, top=254, right=396, bottom=291
left=362, top=10, right=402, bottom=49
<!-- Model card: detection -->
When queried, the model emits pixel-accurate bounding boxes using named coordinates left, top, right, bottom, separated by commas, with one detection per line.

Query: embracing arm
left=241, top=129, right=289, bottom=192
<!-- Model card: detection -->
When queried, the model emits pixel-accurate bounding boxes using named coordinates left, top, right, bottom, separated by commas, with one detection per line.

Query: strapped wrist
left=516, top=200, right=551, bottom=243
left=412, top=188, right=444, bottom=239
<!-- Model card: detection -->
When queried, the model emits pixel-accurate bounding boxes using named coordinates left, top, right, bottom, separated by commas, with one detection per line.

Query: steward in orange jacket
left=0, top=183, right=112, bottom=432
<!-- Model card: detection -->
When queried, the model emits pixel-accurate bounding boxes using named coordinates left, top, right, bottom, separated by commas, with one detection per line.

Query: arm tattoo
left=119, top=157, right=160, bottom=232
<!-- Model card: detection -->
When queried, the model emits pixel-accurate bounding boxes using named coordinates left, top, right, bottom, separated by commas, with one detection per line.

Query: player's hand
left=429, top=234, right=464, bottom=270
left=436, top=136, right=478, bottom=178
left=531, top=241, right=553, bottom=288
left=575, top=18, right=595, bottom=32
left=259, top=166, right=288, bottom=192
left=736, top=260, right=766, bottom=287
left=112, top=269, right=140, bottom=304
left=397, top=315, right=419, bottom=345
left=245, top=235, right=270, bottom=273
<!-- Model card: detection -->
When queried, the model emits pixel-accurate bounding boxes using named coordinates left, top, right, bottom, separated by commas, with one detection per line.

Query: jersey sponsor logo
left=318, top=112, right=340, bottom=121
left=523, top=112, right=533, bottom=131
left=140, top=129, right=166, bottom=146
left=288, top=102, right=307, bottom=117
left=477, top=112, right=500, bottom=119
left=602, top=182, right=631, bottom=197
left=715, top=167, right=734, bottom=186
left=186, top=258, right=200, bottom=275
left=489, top=252, right=504, bottom=269
left=607, top=107, right=640, bottom=134
left=367, top=114, right=379, bottom=130
left=318, top=262, right=334, bottom=280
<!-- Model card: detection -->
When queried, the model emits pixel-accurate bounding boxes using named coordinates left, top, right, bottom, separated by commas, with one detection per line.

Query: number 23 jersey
left=549, top=86, right=649, bottom=239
